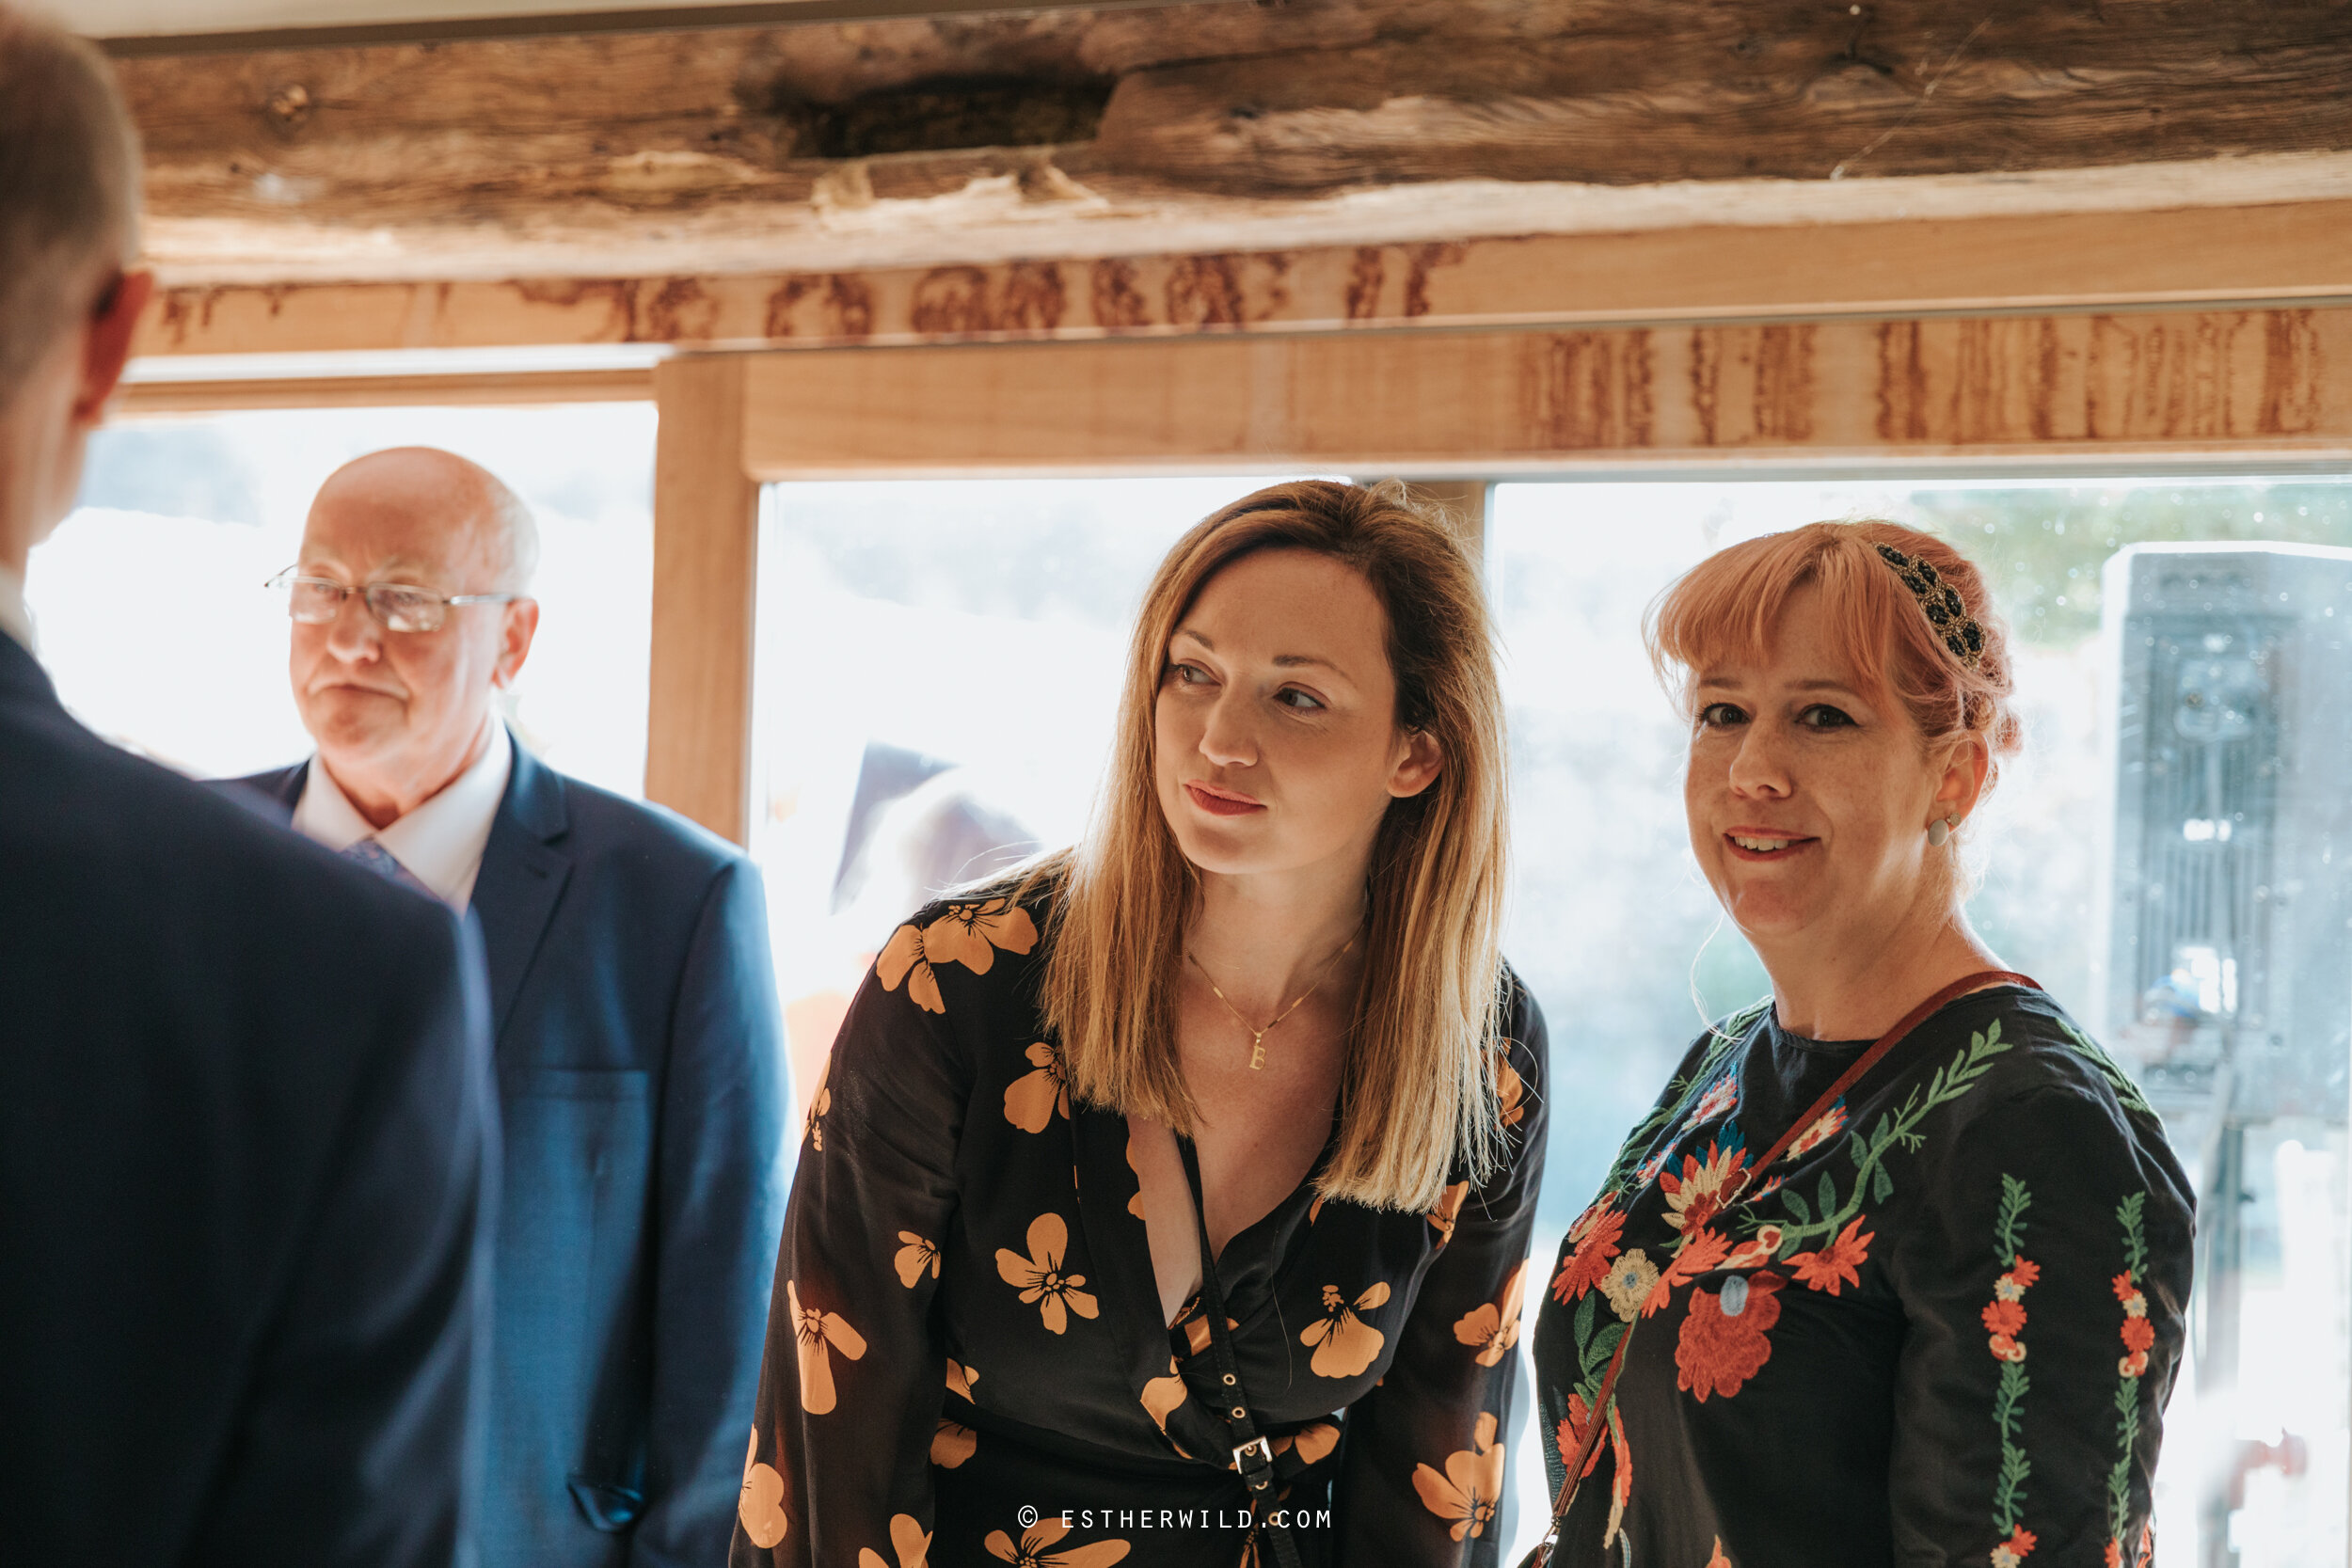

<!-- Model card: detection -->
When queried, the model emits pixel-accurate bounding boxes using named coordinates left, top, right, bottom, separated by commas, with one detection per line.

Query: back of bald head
left=315, top=448, right=541, bottom=592
left=0, top=4, right=141, bottom=406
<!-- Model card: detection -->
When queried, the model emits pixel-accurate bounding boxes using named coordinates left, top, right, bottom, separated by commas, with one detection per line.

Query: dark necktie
left=340, top=837, right=438, bottom=899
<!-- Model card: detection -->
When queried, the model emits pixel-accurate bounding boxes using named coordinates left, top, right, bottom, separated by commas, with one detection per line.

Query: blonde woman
left=736, top=482, right=1547, bottom=1568
left=1527, top=523, right=2191, bottom=1568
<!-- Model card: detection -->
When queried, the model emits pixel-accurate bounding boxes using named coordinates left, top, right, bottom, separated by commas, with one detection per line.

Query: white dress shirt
left=0, top=562, right=35, bottom=654
left=294, top=721, right=514, bottom=911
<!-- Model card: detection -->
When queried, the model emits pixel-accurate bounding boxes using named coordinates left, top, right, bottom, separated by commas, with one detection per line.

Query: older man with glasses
left=233, top=447, right=790, bottom=1568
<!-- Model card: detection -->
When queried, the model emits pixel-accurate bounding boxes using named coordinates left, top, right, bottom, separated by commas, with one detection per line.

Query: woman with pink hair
left=1527, top=521, right=2191, bottom=1568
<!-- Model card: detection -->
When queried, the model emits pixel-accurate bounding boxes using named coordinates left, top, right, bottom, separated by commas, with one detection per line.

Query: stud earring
left=1927, top=816, right=1955, bottom=848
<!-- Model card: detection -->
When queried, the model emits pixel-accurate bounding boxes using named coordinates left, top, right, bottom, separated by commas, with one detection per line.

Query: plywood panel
left=739, top=308, right=2352, bottom=476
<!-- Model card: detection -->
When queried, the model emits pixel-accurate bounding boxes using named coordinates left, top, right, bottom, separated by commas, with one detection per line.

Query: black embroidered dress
left=734, top=886, right=1549, bottom=1568
left=1530, top=987, right=2193, bottom=1568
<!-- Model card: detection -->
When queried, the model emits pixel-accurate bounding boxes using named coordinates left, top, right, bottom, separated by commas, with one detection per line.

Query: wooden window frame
left=106, top=299, right=2352, bottom=847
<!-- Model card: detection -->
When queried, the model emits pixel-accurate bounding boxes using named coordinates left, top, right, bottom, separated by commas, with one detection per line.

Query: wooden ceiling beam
left=111, top=0, right=2352, bottom=291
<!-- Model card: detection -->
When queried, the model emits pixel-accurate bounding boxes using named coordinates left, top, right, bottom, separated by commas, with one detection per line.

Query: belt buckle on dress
left=1232, top=1435, right=1274, bottom=1474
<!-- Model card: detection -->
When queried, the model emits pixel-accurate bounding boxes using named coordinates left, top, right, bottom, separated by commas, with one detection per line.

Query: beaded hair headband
left=1873, top=543, right=1986, bottom=672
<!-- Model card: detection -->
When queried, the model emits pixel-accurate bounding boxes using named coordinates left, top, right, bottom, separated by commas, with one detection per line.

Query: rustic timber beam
left=130, top=196, right=2352, bottom=359
left=731, top=306, right=2352, bottom=476
left=97, top=2, right=1200, bottom=56
left=647, top=355, right=760, bottom=843
left=108, top=0, right=2352, bottom=290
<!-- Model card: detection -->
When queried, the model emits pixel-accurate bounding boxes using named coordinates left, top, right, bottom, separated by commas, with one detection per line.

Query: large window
left=750, top=471, right=2352, bottom=1564
left=28, top=403, right=656, bottom=796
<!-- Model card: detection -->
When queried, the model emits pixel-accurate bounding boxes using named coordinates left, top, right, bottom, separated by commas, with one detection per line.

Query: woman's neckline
left=1761, top=982, right=2028, bottom=1055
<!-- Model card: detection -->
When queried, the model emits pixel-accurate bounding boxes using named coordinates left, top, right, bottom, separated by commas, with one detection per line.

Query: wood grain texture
left=111, top=0, right=2352, bottom=285
left=647, top=354, right=759, bottom=844
left=734, top=307, right=2352, bottom=475
left=115, top=366, right=652, bottom=411
left=130, top=197, right=2352, bottom=357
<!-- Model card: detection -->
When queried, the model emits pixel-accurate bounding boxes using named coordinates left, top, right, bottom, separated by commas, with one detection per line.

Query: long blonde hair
left=1031, top=479, right=1511, bottom=1212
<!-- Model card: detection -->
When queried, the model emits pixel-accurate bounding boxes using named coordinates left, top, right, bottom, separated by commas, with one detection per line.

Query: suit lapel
left=470, top=736, right=573, bottom=1045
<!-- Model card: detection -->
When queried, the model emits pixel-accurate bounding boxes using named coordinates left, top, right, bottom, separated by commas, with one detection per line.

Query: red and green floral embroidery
left=1754, top=1020, right=2015, bottom=1263
left=1780, top=1100, right=1849, bottom=1164
left=1985, top=1175, right=2037, bottom=1566
left=2055, top=1016, right=2157, bottom=1120
left=1788, top=1217, right=1873, bottom=1296
left=1661, top=1134, right=1751, bottom=1235
left=1675, top=1269, right=1785, bottom=1400
left=2106, top=1193, right=2152, bottom=1560
left=1592, top=1001, right=1769, bottom=1202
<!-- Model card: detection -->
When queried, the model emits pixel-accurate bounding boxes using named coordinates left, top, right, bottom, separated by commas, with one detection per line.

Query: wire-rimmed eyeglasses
left=265, top=567, right=525, bottom=634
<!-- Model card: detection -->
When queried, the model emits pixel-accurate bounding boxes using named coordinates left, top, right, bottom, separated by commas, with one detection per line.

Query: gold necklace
left=1186, top=932, right=1360, bottom=1071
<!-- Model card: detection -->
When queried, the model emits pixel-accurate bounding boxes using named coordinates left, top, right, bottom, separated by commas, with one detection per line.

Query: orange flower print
left=983, top=1519, right=1131, bottom=1566
left=1309, top=1195, right=1327, bottom=1225
left=995, top=1213, right=1099, bottom=1335
left=1675, top=1270, right=1784, bottom=1402
left=1277, top=1419, right=1341, bottom=1465
left=1682, top=1076, right=1739, bottom=1130
left=1788, top=1217, right=1874, bottom=1297
left=739, top=1427, right=787, bottom=1548
left=2103, top=1543, right=2122, bottom=1568
left=1301, top=1280, right=1392, bottom=1378
left=1706, top=1539, right=1733, bottom=1568
left=1004, top=1041, right=1070, bottom=1132
left=1780, top=1101, right=1850, bottom=1164
left=787, top=1279, right=867, bottom=1414
left=1721, top=1225, right=1783, bottom=1272
left=923, top=897, right=1039, bottom=976
left=1427, top=1180, right=1471, bottom=1243
left=1986, top=1255, right=2037, bottom=1361
left=1494, top=1049, right=1527, bottom=1129
left=1635, top=1144, right=1675, bottom=1185
left=803, top=1055, right=833, bottom=1150
left=895, top=1231, right=941, bottom=1288
left=858, top=1514, right=933, bottom=1568
left=1660, top=1139, right=1751, bottom=1235
left=1124, top=1130, right=1147, bottom=1220
left=1597, top=1248, right=1660, bottom=1323
left=1140, top=1355, right=1188, bottom=1433
left=931, top=1420, right=977, bottom=1468
left=1453, top=1261, right=1528, bottom=1366
left=1411, top=1411, right=1507, bottom=1543
left=1993, top=1526, right=2039, bottom=1568
left=878, top=923, right=945, bottom=1014
left=1551, top=1201, right=1626, bottom=1305
left=934, top=1361, right=979, bottom=1467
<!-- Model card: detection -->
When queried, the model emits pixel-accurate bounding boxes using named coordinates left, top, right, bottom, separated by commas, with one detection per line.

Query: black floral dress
left=734, top=885, right=1549, bottom=1568
left=1530, top=987, right=2193, bottom=1568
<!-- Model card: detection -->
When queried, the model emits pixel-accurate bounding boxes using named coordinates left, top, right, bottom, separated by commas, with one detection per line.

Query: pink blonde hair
left=1645, top=520, right=2023, bottom=784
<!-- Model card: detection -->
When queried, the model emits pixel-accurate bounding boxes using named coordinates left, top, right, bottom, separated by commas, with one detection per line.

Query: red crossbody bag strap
left=1518, top=970, right=2039, bottom=1567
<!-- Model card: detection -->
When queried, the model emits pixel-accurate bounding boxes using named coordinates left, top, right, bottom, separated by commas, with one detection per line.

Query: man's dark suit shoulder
left=0, top=642, right=497, bottom=1567
left=558, top=768, right=751, bottom=887
left=7, top=676, right=467, bottom=1005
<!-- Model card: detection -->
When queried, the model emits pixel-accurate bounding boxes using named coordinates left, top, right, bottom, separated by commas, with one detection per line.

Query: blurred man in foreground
left=0, top=8, right=500, bottom=1563
left=234, top=447, right=789, bottom=1568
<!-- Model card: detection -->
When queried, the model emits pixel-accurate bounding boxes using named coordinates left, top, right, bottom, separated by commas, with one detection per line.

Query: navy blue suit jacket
left=0, top=633, right=500, bottom=1565
left=238, top=736, right=789, bottom=1568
